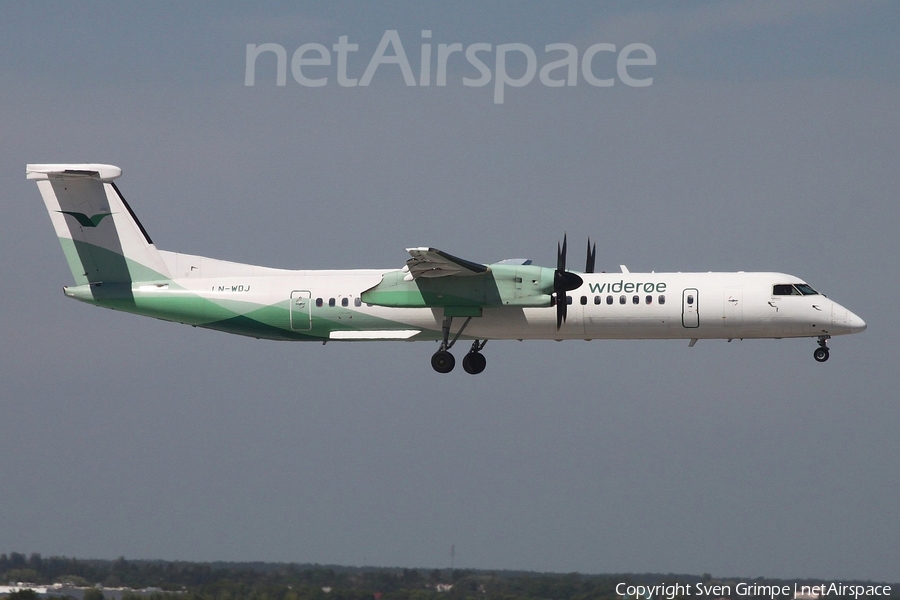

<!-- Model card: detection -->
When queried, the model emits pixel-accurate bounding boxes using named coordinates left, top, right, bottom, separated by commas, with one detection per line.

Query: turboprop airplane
left=28, top=163, right=866, bottom=374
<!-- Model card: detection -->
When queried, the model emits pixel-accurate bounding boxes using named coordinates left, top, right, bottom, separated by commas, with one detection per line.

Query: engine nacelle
left=360, top=264, right=555, bottom=309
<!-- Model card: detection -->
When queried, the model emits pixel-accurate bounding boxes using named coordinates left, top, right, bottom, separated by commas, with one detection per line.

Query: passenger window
left=632, top=295, right=639, bottom=305
left=566, top=296, right=573, bottom=305
left=341, top=297, right=349, bottom=307
left=328, top=298, right=335, bottom=307
left=645, top=295, right=652, bottom=304
left=619, top=295, right=626, bottom=305
left=594, top=296, right=601, bottom=305
left=315, top=298, right=323, bottom=308
left=687, top=294, right=694, bottom=304
left=607, top=295, right=613, bottom=305
left=659, top=295, right=666, bottom=305
left=354, top=297, right=362, bottom=307
left=580, top=296, right=587, bottom=305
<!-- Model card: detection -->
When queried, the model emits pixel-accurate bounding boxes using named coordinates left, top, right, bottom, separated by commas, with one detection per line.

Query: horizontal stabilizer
left=27, top=163, right=123, bottom=182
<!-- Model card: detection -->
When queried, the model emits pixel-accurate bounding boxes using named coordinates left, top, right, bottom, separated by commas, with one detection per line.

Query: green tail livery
left=28, top=163, right=866, bottom=373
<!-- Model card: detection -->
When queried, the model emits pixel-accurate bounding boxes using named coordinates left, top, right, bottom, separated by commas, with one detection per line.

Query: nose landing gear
left=813, top=335, right=830, bottom=363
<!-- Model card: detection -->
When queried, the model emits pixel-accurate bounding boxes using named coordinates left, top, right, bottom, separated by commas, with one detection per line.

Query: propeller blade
left=585, top=238, right=596, bottom=273
left=557, top=295, right=566, bottom=329
left=553, top=234, right=582, bottom=330
left=557, top=234, right=567, bottom=273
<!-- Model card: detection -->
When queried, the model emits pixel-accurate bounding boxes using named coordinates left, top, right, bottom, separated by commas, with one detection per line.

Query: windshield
left=773, top=283, right=820, bottom=296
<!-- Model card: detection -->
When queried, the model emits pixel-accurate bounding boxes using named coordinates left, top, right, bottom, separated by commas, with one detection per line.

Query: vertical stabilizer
left=27, top=164, right=170, bottom=285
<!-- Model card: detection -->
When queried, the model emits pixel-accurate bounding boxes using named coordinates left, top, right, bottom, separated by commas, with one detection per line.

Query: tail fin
left=27, top=164, right=170, bottom=285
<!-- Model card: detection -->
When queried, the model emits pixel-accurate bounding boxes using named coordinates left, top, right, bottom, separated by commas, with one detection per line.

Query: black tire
left=462, top=352, right=486, bottom=374
left=431, top=350, right=455, bottom=373
left=813, top=347, right=829, bottom=363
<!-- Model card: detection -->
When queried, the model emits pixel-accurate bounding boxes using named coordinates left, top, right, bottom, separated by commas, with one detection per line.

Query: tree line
left=2, top=554, right=897, bottom=600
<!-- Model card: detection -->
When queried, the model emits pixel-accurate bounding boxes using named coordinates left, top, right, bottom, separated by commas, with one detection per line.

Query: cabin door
left=290, top=290, right=312, bottom=331
left=682, top=288, right=699, bottom=328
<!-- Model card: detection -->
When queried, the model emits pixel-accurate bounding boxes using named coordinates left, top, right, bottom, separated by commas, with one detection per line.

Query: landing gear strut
left=430, top=316, right=487, bottom=374
left=813, top=335, right=830, bottom=363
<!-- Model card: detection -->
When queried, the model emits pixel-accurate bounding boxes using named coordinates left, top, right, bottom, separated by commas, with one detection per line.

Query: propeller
left=585, top=238, right=596, bottom=273
left=554, top=234, right=584, bottom=329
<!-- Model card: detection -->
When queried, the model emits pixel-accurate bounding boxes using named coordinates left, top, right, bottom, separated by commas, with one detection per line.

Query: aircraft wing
left=362, top=247, right=550, bottom=309
left=404, top=247, right=490, bottom=279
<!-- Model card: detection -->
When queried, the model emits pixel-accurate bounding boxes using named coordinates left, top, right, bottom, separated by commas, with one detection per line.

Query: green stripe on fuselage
left=68, top=282, right=432, bottom=342
left=58, top=241, right=437, bottom=342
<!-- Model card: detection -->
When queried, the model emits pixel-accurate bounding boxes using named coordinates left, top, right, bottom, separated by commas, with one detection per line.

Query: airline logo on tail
left=58, top=210, right=113, bottom=228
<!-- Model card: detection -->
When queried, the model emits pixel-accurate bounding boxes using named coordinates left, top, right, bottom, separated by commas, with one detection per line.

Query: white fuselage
left=111, top=256, right=864, bottom=343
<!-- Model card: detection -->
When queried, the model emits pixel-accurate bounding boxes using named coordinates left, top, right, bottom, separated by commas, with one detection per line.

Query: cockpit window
left=773, top=284, right=800, bottom=296
left=773, top=283, right=819, bottom=296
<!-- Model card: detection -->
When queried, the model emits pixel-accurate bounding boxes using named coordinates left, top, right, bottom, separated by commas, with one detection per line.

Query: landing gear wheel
left=431, top=350, right=455, bottom=373
left=814, top=335, right=831, bottom=363
left=462, top=352, right=486, bottom=374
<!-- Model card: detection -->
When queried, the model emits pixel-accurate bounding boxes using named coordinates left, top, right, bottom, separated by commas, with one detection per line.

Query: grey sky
left=1, top=1, right=898, bottom=582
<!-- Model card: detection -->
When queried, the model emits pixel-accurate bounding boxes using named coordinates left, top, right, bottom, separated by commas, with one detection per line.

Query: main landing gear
left=431, top=349, right=455, bottom=373
left=431, top=316, right=488, bottom=374
left=813, top=335, right=830, bottom=363
left=462, top=341, right=487, bottom=374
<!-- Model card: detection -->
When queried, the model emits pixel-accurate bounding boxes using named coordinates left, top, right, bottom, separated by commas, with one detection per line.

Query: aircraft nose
left=831, top=303, right=866, bottom=334
left=847, top=310, right=867, bottom=333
